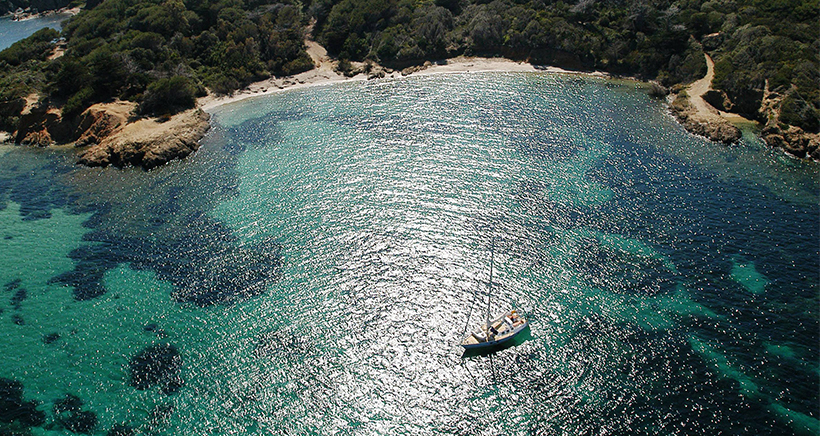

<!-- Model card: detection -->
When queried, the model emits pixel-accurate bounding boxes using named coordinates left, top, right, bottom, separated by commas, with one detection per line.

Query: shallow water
left=0, top=72, right=818, bottom=435
left=0, top=13, right=69, bottom=51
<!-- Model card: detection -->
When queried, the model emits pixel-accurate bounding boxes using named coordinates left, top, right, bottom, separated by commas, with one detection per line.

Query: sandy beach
left=6, top=6, right=80, bottom=21
left=198, top=41, right=615, bottom=112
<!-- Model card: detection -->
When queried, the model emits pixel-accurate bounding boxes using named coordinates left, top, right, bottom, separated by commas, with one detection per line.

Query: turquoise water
left=0, top=73, right=818, bottom=435
left=0, top=14, right=69, bottom=51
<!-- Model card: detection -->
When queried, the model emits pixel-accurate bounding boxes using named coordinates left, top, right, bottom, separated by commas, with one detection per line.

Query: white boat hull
left=461, top=310, right=528, bottom=350
left=461, top=322, right=528, bottom=350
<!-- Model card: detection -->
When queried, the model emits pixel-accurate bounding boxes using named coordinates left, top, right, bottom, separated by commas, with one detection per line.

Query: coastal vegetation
left=0, top=27, right=57, bottom=131
left=0, top=0, right=817, bottom=159
left=1, top=0, right=312, bottom=125
left=53, top=0, right=312, bottom=115
left=312, top=0, right=818, bottom=134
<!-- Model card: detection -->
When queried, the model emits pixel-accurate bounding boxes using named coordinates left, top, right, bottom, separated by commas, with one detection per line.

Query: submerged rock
left=107, top=423, right=136, bottom=436
left=129, top=344, right=183, bottom=394
left=3, top=279, right=22, bottom=292
left=61, top=411, right=97, bottom=434
left=149, top=404, right=174, bottom=424
left=10, top=289, right=26, bottom=309
left=254, top=327, right=311, bottom=359
left=0, top=378, right=45, bottom=428
left=570, top=236, right=677, bottom=297
left=53, top=394, right=97, bottom=434
left=52, top=216, right=284, bottom=306
left=53, top=394, right=82, bottom=415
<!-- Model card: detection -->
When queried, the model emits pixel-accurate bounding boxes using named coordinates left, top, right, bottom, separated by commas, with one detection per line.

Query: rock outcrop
left=669, top=54, right=742, bottom=145
left=758, top=82, right=820, bottom=160
left=77, top=108, right=211, bottom=170
left=73, top=101, right=132, bottom=146
left=14, top=103, right=71, bottom=146
left=670, top=92, right=742, bottom=144
left=7, top=98, right=211, bottom=169
left=128, top=344, right=183, bottom=395
left=761, top=123, right=820, bottom=160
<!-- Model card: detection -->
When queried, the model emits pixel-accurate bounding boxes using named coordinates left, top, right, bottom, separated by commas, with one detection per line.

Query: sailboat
left=460, top=243, right=528, bottom=350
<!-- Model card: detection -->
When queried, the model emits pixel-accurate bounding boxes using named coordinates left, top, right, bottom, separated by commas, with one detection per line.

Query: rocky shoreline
left=670, top=87, right=820, bottom=160
left=667, top=53, right=742, bottom=145
left=2, top=43, right=816, bottom=168
left=669, top=91, right=742, bottom=145
left=5, top=98, right=211, bottom=170
left=668, top=54, right=818, bottom=160
left=76, top=104, right=211, bottom=170
left=3, top=5, right=79, bottom=21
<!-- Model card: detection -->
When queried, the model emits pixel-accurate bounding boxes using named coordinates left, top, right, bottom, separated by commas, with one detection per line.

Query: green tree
left=138, top=76, right=200, bottom=115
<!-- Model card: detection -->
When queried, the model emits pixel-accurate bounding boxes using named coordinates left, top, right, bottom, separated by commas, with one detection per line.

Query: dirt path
left=688, top=54, right=717, bottom=117
left=305, top=40, right=331, bottom=69
left=687, top=54, right=755, bottom=124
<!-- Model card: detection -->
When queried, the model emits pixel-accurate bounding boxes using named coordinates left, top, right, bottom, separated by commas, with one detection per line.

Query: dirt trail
left=687, top=54, right=755, bottom=124
left=669, top=53, right=743, bottom=143
left=688, top=54, right=717, bottom=116
left=305, top=40, right=331, bottom=69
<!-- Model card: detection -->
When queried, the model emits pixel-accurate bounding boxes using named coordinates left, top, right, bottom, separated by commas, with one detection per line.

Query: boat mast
left=486, top=239, right=494, bottom=332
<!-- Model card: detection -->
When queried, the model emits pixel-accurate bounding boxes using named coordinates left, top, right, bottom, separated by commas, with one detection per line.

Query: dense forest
left=0, top=0, right=312, bottom=129
left=0, top=0, right=817, bottom=135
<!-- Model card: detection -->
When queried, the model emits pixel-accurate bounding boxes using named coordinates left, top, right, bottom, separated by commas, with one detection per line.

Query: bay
left=0, top=13, right=69, bottom=51
left=0, top=72, right=817, bottom=435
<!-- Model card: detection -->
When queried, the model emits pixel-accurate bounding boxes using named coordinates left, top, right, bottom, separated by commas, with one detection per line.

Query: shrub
left=280, top=54, right=314, bottom=76
left=0, top=28, right=60, bottom=66
left=138, top=76, right=200, bottom=116
left=780, top=92, right=820, bottom=133
left=205, top=73, right=240, bottom=96
left=63, top=87, right=95, bottom=118
left=335, top=58, right=354, bottom=76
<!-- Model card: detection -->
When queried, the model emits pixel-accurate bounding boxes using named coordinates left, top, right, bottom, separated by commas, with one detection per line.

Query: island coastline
left=59, top=40, right=631, bottom=170
left=4, top=37, right=815, bottom=169
left=3, top=5, right=80, bottom=22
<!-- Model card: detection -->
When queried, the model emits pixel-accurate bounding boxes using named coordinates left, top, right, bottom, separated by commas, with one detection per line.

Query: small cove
left=0, top=71, right=817, bottom=435
left=0, top=13, right=70, bottom=51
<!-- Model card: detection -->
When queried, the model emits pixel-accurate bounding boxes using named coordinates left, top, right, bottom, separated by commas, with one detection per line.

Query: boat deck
left=461, top=311, right=527, bottom=348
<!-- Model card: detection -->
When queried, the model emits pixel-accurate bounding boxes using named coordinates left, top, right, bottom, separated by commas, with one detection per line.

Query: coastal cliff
left=758, top=82, right=820, bottom=160
left=76, top=106, right=211, bottom=170
left=9, top=99, right=211, bottom=169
